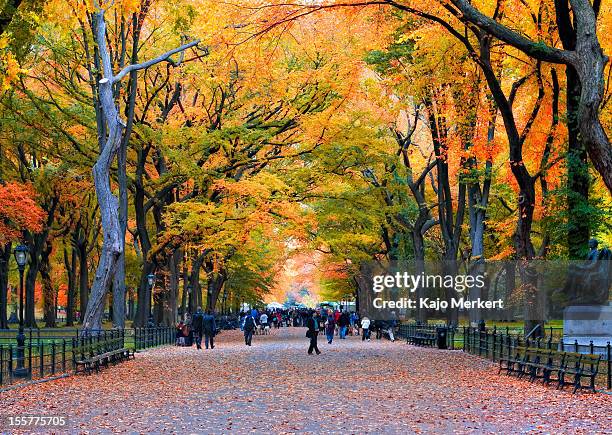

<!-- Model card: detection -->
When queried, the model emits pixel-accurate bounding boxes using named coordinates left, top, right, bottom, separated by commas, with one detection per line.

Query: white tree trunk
left=81, top=5, right=200, bottom=334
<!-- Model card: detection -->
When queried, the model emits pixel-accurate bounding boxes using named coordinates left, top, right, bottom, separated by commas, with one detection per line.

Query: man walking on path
left=361, top=316, right=371, bottom=341
left=306, top=311, right=321, bottom=355
left=192, top=308, right=204, bottom=350
left=325, top=310, right=336, bottom=344
left=338, top=311, right=350, bottom=339
left=243, top=311, right=256, bottom=346
left=202, top=309, right=217, bottom=349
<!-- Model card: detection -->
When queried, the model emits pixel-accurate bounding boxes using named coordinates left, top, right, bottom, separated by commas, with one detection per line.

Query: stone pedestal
left=563, top=305, right=612, bottom=354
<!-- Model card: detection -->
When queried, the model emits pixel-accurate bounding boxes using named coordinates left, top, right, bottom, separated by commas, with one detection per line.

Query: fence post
left=40, top=342, right=44, bottom=378
left=8, top=343, right=13, bottom=376
left=0, top=345, right=4, bottom=386
left=574, top=340, right=579, bottom=353
left=28, top=341, right=32, bottom=375
left=492, top=327, right=497, bottom=362
left=51, top=342, right=56, bottom=375
left=607, top=342, right=611, bottom=390
left=62, top=340, right=66, bottom=372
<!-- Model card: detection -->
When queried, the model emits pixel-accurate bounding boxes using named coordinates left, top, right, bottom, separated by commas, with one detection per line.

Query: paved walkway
left=1, top=328, right=610, bottom=434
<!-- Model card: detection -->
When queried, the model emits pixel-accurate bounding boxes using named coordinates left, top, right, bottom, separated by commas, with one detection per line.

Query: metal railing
left=0, top=327, right=174, bottom=388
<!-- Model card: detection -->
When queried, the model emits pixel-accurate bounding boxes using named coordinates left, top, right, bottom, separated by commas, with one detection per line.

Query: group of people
left=176, top=307, right=217, bottom=350
left=238, top=308, right=285, bottom=346
left=176, top=306, right=399, bottom=354
left=305, top=309, right=398, bottom=355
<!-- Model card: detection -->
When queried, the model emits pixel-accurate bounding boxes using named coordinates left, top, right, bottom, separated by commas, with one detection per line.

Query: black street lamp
left=147, top=273, right=155, bottom=320
left=13, top=244, right=29, bottom=378
left=222, top=290, right=228, bottom=315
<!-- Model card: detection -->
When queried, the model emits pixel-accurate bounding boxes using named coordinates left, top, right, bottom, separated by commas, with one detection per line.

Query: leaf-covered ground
left=1, top=328, right=610, bottom=434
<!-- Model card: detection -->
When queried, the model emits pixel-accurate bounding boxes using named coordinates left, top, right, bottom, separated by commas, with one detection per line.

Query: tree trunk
left=168, top=248, right=181, bottom=325
left=0, top=242, right=11, bottom=329
left=569, top=0, right=612, bottom=194
left=24, top=256, right=38, bottom=328
left=81, top=12, right=125, bottom=334
left=180, top=259, right=188, bottom=318
left=77, top=243, right=89, bottom=323
left=555, top=2, right=591, bottom=258
left=189, top=253, right=205, bottom=312
left=64, top=247, right=77, bottom=326
left=135, top=261, right=155, bottom=327
left=205, top=271, right=226, bottom=312
left=40, top=242, right=56, bottom=328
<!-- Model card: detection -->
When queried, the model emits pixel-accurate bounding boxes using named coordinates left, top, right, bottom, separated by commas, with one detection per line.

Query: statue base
left=563, top=304, right=612, bottom=355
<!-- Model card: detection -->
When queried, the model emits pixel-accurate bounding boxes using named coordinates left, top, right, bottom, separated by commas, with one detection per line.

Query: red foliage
left=0, top=182, right=45, bottom=244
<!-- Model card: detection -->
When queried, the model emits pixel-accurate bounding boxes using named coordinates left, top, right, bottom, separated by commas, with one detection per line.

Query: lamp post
left=147, top=273, right=155, bottom=323
left=222, top=290, right=228, bottom=315
left=13, top=244, right=29, bottom=378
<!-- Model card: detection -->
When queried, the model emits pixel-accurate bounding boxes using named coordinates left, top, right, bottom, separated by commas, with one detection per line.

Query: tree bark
left=77, top=242, right=89, bottom=323
left=40, top=241, right=55, bottom=328
left=82, top=6, right=199, bottom=334
left=82, top=11, right=125, bottom=333
left=555, top=0, right=591, bottom=258
left=167, top=248, right=181, bottom=325
left=64, top=246, right=77, bottom=326
left=0, top=242, right=11, bottom=329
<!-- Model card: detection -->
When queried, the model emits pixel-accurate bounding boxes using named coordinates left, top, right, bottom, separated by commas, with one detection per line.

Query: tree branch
left=112, top=40, right=202, bottom=83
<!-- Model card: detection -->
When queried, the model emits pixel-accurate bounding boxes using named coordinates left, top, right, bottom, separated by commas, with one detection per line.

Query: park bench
left=558, top=352, right=601, bottom=393
left=408, top=328, right=436, bottom=347
left=498, top=347, right=534, bottom=378
left=499, top=347, right=601, bottom=393
left=73, top=338, right=134, bottom=375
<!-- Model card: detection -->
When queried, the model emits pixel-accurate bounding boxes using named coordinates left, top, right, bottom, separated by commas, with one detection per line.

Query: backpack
left=244, top=316, right=255, bottom=331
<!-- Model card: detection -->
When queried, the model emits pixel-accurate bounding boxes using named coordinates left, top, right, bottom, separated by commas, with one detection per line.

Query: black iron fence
left=0, top=328, right=82, bottom=344
left=462, top=326, right=612, bottom=391
left=133, top=327, right=175, bottom=350
left=0, top=327, right=174, bottom=388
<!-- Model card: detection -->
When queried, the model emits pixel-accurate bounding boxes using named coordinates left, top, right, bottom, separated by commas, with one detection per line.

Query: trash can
left=436, top=327, right=448, bottom=349
left=478, top=319, right=486, bottom=332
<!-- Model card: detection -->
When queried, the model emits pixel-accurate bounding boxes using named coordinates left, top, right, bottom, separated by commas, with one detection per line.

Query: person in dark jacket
left=202, top=309, right=217, bottom=349
left=325, top=310, right=336, bottom=344
left=338, top=311, right=350, bottom=339
left=191, top=308, right=205, bottom=350
left=243, top=312, right=256, bottom=346
left=306, top=311, right=321, bottom=355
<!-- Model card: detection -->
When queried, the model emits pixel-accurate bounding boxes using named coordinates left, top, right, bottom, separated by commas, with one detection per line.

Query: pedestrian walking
left=243, top=312, right=256, bottom=346
left=361, top=316, right=371, bottom=341
left=202, top=309, right=217, bottom=349
left=387, top=312, right=397, bottom=342
left=191, top=308, right=204, bottom=350
left=338, top=311, right=350, bottom=339
left=325, top=310, right=336, bottom=344
left=306, top=311, right=321, bottom=355
left=260, top=312, right=268, bottom=329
